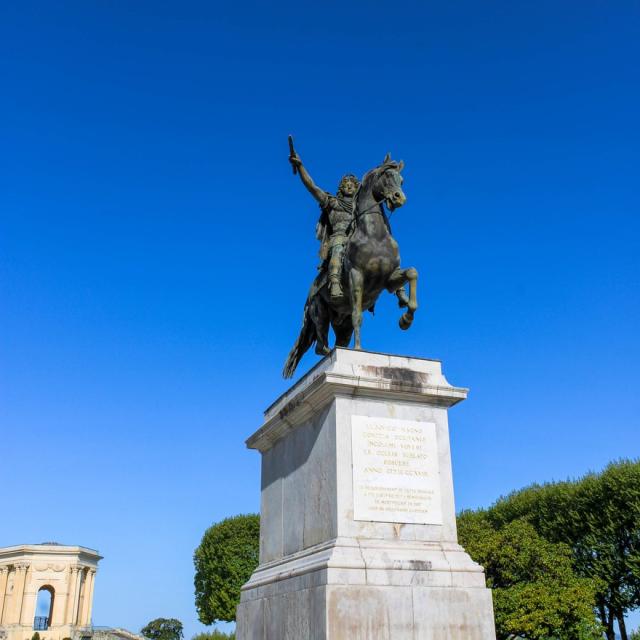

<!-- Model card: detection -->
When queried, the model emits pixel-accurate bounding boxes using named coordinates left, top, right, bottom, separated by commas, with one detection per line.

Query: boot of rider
left=328, top=244, right=344, bottom=300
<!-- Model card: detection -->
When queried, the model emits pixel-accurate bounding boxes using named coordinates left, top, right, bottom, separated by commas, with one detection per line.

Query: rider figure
left=289, top=151, right=359, bottom=300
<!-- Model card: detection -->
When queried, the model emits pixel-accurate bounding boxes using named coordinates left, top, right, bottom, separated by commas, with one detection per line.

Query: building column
left=19, top=568, right=35, bottom=627
left=11, top=563, right=29, bottom=625
left=0, top=567, right=9, bottom=623
left=64, top=566, right=79, bottom=624
left=72, top=567, right=84, bottom=625
left=80, top=569, right=95, bottom=626
left=86, top=569, right=97, bottom=626
left=78, top=570, right=88, bottom=626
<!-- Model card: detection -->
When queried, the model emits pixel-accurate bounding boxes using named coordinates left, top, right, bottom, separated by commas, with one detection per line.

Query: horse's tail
left=282, top=304, right=315, bottom=379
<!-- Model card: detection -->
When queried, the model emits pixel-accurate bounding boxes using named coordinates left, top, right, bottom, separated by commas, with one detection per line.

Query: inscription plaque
left=351, top=416, right=443, bottom=524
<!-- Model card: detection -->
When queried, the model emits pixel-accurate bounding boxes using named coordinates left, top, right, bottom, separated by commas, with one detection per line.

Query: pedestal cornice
left=247, top=348, right=468, bottom=453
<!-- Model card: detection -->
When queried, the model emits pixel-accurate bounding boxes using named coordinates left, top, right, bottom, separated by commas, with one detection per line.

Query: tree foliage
left=194, top=514, right=260, bottom=624
left=458, top=512, right=600, bottom=639
left=191, top=632, right=235, bottom=640
left=140, top=618, right=184, bottom=640
left=484, top=459, right=640, bottom=640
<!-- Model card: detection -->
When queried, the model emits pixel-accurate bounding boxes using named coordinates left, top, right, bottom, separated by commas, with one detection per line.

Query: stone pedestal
left=237, top=349, right=496, bottom=640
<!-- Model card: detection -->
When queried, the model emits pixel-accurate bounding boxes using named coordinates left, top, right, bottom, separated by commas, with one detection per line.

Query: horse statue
left=283, top=153, right=419, bottom=378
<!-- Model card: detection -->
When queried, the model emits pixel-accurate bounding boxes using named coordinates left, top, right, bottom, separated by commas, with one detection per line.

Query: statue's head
left=337, top=174, right=360, bottom=197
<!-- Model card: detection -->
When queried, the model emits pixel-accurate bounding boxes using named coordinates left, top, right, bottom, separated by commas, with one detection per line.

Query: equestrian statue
left=283, top=137, right=419, bottom=378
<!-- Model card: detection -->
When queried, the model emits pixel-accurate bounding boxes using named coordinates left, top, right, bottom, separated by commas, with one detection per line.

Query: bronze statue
left=283, top=139, right=418, bottom=378
left=289, top=140, right=359, bottom=299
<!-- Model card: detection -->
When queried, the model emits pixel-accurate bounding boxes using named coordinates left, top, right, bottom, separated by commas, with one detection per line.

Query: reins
left=344, top=165, right=398, bottom=237
left=356, top=199, right=385, bottom=219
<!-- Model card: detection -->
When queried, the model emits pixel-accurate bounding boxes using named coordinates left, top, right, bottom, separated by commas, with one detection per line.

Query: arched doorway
left=33, top=585, right=54, bottom=630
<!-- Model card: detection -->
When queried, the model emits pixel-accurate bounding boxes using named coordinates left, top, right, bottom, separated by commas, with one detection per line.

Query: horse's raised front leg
left=396, top=287, right=410, bottom=308
left=349, top=268, right=364, bottom=349
left=387, top=267, right=419, bottom=330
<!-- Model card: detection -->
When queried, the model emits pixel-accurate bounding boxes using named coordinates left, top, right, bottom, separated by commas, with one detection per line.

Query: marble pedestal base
left=237, top=349, right=496, bottom=639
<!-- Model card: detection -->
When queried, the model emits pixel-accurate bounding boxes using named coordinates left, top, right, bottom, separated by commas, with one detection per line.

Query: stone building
left=92, top=628, right=145, bottom=640
left=0, top=544, right=102, bottom=640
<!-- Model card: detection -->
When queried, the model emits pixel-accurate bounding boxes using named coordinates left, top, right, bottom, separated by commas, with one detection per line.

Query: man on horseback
left=289, top=150, right=359, bottom=300
left=282, top=145, right=419, bottom=379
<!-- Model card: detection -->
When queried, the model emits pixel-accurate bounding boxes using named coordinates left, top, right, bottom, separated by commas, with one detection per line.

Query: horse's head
left=369, top=153, right=406, bottom=211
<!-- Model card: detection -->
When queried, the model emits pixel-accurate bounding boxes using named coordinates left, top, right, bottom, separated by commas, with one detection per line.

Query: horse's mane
left=355, top=160, right=400, bottom=234
left=358, top=161, right=402, bottom=196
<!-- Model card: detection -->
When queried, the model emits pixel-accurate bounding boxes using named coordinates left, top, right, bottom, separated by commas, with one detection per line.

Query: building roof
left=0, top=544, right=103, bottom=561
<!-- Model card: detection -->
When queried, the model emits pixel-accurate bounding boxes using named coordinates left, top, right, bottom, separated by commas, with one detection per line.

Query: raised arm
left=289, top=152, right=328, bottom=206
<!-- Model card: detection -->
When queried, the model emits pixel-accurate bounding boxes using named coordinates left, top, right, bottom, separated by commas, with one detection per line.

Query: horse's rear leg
left=387, top=267, right=418, bottom=330
left=310, top=296, right=331, bottom=355
left=332, top=315, right=353, bottom=348
left=349, top=268, right=364, bottom=349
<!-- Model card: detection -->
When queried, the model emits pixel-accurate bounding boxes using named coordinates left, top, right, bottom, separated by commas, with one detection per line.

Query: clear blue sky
left=1, top=1, right=639, bottom=636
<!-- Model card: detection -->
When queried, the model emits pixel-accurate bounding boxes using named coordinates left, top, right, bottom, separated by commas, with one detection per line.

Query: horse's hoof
left=399, top=314, right=412, bottom=330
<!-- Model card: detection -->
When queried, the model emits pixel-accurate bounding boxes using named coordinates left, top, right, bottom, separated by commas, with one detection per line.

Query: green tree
left=140, top=618, right=183, bottom=640
left=458, top=512, right=601, bottom=640
left=577, top=461, right=640, bottom=640
left=194, top=514, right=260, bottom=624
left=486, top=460, right=640, bottom=640
left=192, top=632, right=235, bottom=640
